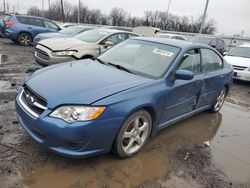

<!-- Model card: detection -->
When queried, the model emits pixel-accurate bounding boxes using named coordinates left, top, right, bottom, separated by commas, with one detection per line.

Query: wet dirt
left=0, top=38, right=250, bottom=188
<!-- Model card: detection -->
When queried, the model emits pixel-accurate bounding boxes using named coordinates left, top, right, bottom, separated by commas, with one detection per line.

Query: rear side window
left=17, top=16, right=44, bottom=27
left=175, top=36, right=185, bottom=40
left=16, top=16, right=27, bottom=24
left=29, top=18, right=44, bottom=27
left=178, top=49, right=201, bottom=74
left=201, top=49, right=223, bottom=72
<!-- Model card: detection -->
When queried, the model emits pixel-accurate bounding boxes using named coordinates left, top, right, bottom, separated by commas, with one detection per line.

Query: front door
left=160, top=49, right=203, bottom=124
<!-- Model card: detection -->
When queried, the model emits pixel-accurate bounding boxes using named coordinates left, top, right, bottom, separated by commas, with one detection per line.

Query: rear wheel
left=210, top=87, right=227, bottom=113
left=114, top=110, right=152, bottom=158
left=18, top=33, right=32, bottom=46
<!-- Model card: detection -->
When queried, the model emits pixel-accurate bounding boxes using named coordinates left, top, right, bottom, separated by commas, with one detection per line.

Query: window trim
left=170, top=48, right=202, bottom=80
left=200, top=47, right=224, bottom=74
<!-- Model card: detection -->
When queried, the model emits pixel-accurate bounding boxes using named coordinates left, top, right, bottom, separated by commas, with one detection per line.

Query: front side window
left=98, top=39, right=180, bottom=78
left=178, top=49, right=201, bottom=74
left=43, top=20, right=58, bottom=30
left=201, top=49, right=223, bottom=72
left=103, top=33, right=126, bottom=45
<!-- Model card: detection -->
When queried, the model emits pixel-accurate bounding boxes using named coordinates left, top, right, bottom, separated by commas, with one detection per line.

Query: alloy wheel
left=122, top=116, right=150, bottom=154
left=19, top=33, right=32, bottom=45
left=213, top=89, right=226, bottom=111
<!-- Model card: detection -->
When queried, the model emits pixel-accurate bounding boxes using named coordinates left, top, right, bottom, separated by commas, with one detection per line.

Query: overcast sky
left=2, top=0, right=250, bottom=37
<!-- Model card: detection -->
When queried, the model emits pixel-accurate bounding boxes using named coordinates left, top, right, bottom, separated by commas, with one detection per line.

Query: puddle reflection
left=23, top=112, right=222, bottom=188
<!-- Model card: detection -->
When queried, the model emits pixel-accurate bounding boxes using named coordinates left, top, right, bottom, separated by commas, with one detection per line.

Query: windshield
left=74, top=29, right=110, bottom=43
left=98, top=39, right=180, bottom=78
left=228, top=47, right=250, bottom=58
left=59, top=26, right=87, bottom=36
left=189, top=37, right=212, bottom=44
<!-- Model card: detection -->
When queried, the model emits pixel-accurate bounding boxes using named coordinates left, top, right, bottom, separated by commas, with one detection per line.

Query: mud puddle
left=21, top=103, right=250, bottom=188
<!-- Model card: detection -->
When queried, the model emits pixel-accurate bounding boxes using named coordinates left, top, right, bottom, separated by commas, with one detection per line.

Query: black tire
left=209, top=87, right=227, bottom=113
left=114, top=110, right=152, bottom=158
left=17, top=32, right=32, bottom=46
left=11, top=39, right=18, bottom=44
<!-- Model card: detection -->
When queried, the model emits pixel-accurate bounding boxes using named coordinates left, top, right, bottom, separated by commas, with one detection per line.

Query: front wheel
left=18, top=33, right=32, bottom=46
left=114, top=110, right=152, bottom=158
left=210, top=87, right=227, bottom=113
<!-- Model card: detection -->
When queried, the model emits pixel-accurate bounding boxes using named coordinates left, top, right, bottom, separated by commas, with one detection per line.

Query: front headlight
left=51, top=50, right=76, bottom=56
left=50, top=106, right=106, bottom=123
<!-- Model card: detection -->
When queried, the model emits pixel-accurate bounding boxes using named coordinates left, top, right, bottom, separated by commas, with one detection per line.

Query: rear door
left=160, top=49, right=204, bottom=123
left=200, top=48, right=225, bottom=105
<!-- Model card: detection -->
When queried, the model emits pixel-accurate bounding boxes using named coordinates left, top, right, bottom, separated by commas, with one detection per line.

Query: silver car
left=35, top=29, right=139, bottom=66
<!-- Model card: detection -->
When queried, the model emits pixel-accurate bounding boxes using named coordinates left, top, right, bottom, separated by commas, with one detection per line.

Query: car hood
left=224, top=55, right=250, bottom=68
left=37, top=32, right=68, bottom=39
left=38, top=38, right=93, bottom=51
left=26, top=60, right=152, bottom=108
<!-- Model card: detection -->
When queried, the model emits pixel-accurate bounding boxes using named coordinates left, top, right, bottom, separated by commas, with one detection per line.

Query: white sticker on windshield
left=153, top=49, right=173, bottom=57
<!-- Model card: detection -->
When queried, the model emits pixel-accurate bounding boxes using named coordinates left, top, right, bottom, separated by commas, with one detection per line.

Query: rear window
left=3, top=15, right=12, bottom=22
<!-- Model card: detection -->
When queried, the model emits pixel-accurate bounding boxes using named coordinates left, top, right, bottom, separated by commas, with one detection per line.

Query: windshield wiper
left=107, top=62, right=133, bottom=74
left=95, top=58, right=134, bottom=74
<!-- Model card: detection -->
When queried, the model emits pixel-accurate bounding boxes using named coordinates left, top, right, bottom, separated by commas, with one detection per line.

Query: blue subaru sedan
left=15, top=38, right=233, bottom=158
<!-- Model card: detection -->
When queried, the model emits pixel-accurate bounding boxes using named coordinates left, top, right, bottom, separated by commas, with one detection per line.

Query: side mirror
left=175, top=70, right=194, bottom=80
left=104, top=41, right=114, bottom=48
left=223, top=51, right=228, bottom=56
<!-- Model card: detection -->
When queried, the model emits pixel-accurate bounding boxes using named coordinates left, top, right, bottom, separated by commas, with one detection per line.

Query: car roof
left=94, top=28, right=139, bottom=35
left=132, top=37, right=210, bottom=49
left=8, top=13, right=57, bottom=22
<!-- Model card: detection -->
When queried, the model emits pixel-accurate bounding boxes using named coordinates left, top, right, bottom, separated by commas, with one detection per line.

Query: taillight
left=6, top=22, right=14, bottom=27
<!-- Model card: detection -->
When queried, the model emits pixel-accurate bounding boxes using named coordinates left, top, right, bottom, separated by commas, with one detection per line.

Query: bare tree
left=110, top=7, right=127, bottom=26
left=27, top=1, right=216, bottom=34
left=27, top=6, right=42, bottom=17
